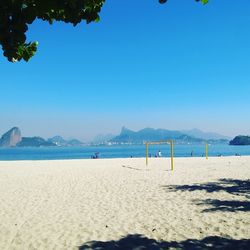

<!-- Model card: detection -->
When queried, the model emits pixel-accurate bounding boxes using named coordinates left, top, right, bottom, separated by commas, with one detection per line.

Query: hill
left=0, top=127, right=22, bottom=147
left=17, top=137, right=56, bottom=147
left=229, top=136, right=250, bottom=145
left=48, top=136, right=84, bottom=146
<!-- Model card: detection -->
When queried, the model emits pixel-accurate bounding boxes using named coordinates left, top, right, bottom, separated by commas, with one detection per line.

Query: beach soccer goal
left=145, top=140, right=174, bottom=171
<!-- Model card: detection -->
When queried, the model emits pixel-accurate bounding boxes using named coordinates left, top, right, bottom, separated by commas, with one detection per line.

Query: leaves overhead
left=0, top=0, right=104, bottom=62
left=0, top=0, right=208, bottom=63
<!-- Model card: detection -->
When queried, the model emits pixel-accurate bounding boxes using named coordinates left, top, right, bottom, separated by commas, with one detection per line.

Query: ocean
left=0, top=144, right=250, bottom=161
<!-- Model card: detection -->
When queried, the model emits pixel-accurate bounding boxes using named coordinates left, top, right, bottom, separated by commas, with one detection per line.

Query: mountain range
left=181, top=128, right=230, bottom=140
left=0, top=128, right=84, bottom=147
left=0, top=126, right=230, bottom=147
left=109, top=127, right=229, bottom=144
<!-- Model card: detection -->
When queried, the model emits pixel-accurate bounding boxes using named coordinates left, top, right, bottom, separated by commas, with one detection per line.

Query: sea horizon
left=1, top=144, right=250, bottom=161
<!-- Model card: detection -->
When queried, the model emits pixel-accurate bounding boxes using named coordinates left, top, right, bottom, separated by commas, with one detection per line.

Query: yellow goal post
left=205, top=143, right=209, bottom=159
left=145, top=140, right=174, bottom=171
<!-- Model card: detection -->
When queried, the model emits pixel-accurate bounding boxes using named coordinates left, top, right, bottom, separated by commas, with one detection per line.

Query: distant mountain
left=48, top=136, right=68, bottom=146
left=48, top=136, right=84, bottom=146
left=17, top=137, right=56, bottom=147
left=182, top=128, right=230, bottom=140
left=92, top=133, right=116, bottom=144
left=0, top=128, right=86, bottom=147
left=67, top=139, right=84, bottom=146
left=110, top=127, right=229, bottom=144
left=110, top=127, right=189, bottom=144
left=0, top=127, right=22, bottom=147
left=229, top=136, right=250, bottom=145
left=110, top=127, right=184, bottom=144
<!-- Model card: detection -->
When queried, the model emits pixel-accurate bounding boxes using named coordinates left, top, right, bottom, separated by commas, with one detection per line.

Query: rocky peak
left=0, top=127, right=22, bottom=147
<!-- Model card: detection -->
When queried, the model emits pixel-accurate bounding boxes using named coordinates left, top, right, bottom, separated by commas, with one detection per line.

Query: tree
left=0, top=0, right=208, bottom=63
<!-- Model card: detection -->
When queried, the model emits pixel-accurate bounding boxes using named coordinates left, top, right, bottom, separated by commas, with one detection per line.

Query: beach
left=0, top=156, right=249, bottom=249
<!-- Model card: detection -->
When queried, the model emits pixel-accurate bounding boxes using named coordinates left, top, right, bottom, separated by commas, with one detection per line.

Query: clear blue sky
left=1, top=0, right=250, bottom=141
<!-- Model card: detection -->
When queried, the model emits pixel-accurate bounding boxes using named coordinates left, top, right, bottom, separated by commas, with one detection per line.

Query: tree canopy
left=0, top=0, right=208, bottom=63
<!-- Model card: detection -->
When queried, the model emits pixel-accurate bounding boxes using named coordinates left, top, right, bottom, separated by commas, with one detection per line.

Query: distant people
left=149, top=154, right=152, bottom=158
left=191, top=150, right=194, bottom=157
left=158, top=150, right=162, bottom=157
left=91, top=152, right=100, bottom=159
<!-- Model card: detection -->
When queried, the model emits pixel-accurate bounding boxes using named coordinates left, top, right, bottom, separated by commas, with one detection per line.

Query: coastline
left=0, top=154, right=247, bottom=163
left=0, top=157, right=249, bottom=249
left=1, top=142, right=250, bottom=162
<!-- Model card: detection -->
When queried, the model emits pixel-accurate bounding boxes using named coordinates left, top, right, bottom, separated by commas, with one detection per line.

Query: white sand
left=0, top=156, right=249, bottom=249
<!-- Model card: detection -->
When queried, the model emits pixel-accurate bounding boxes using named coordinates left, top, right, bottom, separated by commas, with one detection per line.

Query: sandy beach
left=0, top=156, right=249, bottom=249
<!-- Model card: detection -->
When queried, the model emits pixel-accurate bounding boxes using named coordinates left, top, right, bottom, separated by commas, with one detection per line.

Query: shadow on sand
left=78, top=180, right=250, bottom=249
left=163, top=178, right=250, bottom=212
left=165, top=179, right=250, bottom=197
left=79, top=234, right=250, bottom=250
left=196, top=199, right=250, bottom=212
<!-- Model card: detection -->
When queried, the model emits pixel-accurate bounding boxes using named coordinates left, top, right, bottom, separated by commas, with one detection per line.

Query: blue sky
left=1, top=0, right=250, bottom=140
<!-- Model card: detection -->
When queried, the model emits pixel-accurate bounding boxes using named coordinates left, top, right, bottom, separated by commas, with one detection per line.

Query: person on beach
left=91, top=152, right=100, bottom=159
left=158, top=150, right=162, bottom=157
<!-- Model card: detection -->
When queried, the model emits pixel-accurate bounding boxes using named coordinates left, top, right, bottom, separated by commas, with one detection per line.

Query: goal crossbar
left=145, top=140, right=174, bottom=171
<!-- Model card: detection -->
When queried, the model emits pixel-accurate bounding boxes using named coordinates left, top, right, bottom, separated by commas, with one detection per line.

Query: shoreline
left=1, top=144, right=250, bottom=162
left=0, top=154, right=247, bottom=163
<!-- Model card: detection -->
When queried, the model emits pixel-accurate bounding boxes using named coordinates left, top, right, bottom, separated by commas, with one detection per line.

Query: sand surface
left=0, top=156, right=249, bottom=249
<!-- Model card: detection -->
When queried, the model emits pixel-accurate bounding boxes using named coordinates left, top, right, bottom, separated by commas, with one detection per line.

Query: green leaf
left=201, top=0, right=209, bottom=4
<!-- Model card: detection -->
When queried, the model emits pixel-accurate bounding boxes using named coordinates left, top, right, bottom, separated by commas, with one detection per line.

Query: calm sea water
left=0, top=144, right=250, bottom=161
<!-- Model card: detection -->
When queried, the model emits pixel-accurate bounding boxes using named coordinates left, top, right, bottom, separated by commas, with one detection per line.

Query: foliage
left=0, top=0, right=207, bottom=62
left=0, top=0, right=104, bottom=62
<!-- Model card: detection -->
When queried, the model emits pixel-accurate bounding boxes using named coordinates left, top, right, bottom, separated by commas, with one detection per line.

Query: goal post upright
left=170, top=140, right=174, bottom=171
left=145, top=140, right=174, bottom=171
left=206, top=143, right=208, bottom=159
